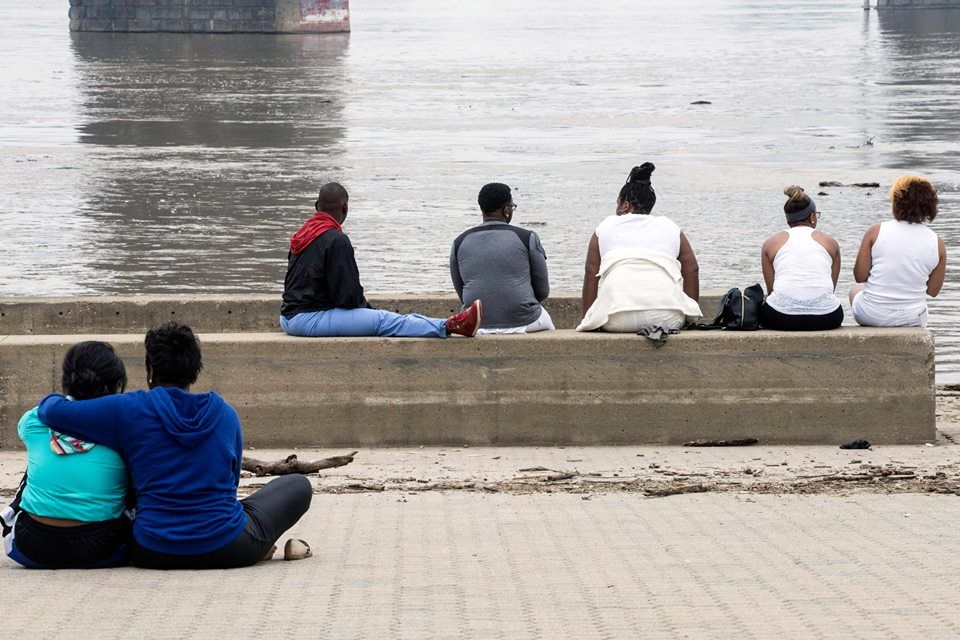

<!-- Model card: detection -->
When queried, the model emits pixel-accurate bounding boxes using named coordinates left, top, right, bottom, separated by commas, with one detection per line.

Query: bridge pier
left=69, top=0, right=350, bottom=33
left=867, top=0, right=960, bottom=7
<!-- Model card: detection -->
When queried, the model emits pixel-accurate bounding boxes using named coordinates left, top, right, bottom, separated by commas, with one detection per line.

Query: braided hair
left=618, top=163, right=656, bottom=214
left=61, top=341, right=127, bottom=400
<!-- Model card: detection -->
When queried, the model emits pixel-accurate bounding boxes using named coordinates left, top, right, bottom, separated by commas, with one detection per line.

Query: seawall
left=0, top=328, right=936, bottom=449
left=0, top=292, right=726, bottom=335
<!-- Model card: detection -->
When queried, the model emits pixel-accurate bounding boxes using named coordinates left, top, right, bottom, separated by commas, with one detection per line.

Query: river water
left=0, top=1, right=958, bottom=378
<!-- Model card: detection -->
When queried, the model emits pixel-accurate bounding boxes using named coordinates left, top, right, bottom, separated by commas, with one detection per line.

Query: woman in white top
left=759, top=185, right=843, bottom=331
left=578, top=163, right=701, bottom=332
left=850, top=175, right=947, bottom=327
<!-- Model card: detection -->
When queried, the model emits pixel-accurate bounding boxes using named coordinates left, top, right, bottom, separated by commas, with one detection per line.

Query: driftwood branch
left=644, top=484, right=712, bottom=498
left=242, top=452, right=358, bottom=477
left=683, top=438, right=759, bottom=447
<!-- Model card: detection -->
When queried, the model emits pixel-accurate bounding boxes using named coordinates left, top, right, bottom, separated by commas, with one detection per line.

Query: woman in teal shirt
left=2, top=341, right=130, bottom=569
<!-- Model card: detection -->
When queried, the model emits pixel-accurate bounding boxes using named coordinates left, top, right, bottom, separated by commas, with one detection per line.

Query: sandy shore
left=4, top=390, right=958, bottom=499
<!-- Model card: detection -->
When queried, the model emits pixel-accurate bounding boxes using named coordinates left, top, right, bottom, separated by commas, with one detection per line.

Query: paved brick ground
left=5, top=392, right=960, bottom=639
left=3, top=491, right=960, bottom=639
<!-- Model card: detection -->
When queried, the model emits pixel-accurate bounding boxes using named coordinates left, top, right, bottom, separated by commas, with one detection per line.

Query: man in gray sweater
left=450, top=183, right=554, bottom=334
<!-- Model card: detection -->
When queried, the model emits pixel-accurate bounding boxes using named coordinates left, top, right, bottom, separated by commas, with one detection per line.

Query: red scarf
left=290, top=211, right=343, bottom=255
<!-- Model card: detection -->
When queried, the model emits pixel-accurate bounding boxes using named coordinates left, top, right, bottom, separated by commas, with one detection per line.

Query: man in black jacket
left=280, top=183, right=481, bottom=338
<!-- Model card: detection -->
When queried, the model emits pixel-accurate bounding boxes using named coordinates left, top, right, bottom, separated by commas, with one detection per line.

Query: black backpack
left=688, top=284, right=765, bottom=331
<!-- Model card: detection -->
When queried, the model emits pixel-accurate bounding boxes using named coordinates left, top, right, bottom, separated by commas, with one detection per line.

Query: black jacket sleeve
left=325, top=235, right=370, bottom=309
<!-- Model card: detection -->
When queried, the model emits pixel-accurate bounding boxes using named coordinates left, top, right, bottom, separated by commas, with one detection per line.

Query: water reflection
left=70, top=32, right=350, bottom=292
left=876, top=10, right=960, bottom=169
left=2, top=0, right=960, bottom=380
left=874, top=10, right=960, bottom=381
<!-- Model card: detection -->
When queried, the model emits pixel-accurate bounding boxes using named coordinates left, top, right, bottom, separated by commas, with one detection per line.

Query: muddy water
left=0, top=1, right=958, bottom=378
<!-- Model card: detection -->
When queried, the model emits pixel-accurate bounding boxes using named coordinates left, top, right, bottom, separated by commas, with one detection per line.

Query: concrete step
left=0, top=328, right=934, bottom=448
left=0, top=292, right=727, bottom=335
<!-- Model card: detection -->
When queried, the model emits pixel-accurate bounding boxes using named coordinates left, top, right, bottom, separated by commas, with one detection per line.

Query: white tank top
left=772, top=227, right=836, bottom=298
left=596, top=214, right=681, bottom=259
left=862, top=220, right=939, bottom=310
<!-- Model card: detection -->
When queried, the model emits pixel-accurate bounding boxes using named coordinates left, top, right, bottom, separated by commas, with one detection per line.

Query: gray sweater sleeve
left=528, top=232, right=550, bottom=302
left=449, top=242, right=465, bottom=302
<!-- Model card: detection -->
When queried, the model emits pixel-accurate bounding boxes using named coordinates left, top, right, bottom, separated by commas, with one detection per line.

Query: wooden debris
left=644, top=484, right=711, bottom=498
left=543, top=472, right=577, bottom=482
left=684, top=438, right=759, bottom=447
left=241, top=451, right=358, bottom=477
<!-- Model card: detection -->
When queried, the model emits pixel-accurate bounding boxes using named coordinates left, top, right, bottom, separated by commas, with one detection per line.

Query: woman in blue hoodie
left=37, top=323, right=313, bottom=570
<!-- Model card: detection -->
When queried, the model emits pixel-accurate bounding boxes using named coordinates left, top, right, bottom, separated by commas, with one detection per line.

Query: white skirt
left=600, top=309, right=686, bottom=333
left=852, top=292, right=928, bottom=328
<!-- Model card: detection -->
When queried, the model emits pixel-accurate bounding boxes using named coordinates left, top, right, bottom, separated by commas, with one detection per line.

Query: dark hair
left=891, top=175, right=938, bottom=224
left=478, top=183, right=512, bottom=214
left=618, top=163, right=656, bottom=214
left=62, top=341, right=127, bottom=400
left=144, top=322, right=203, bottom=388
left=315, top=182, right=349, bottom=213
left=783, top=185, right=812, bottom=218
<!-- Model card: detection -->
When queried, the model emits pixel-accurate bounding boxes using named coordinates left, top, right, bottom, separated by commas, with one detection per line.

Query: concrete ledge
left=0, top=328, right=935, bottom=448
left=0, top=293, right=724, bottom=335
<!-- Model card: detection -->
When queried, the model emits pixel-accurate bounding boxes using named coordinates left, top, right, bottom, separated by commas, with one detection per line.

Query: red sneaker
left=446, top=300, right=482, bottom=337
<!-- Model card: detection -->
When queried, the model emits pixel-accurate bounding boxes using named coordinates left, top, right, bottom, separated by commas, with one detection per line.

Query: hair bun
left=67, top=369, right=108, bottom=397
left=628, top=162, right=655, bottom=184
left=783, top=185, right=806, bottom=202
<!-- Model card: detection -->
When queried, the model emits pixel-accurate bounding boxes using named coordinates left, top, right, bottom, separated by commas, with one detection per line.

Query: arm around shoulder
left=37, top=392, right=128, bottom=451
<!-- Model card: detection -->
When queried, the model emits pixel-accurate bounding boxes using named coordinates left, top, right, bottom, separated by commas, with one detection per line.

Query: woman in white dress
left=759, top=185, right=843, bottom=330
left=850, top=175, right=947, bottom=328
left=578, top=163, right=701, bottom=332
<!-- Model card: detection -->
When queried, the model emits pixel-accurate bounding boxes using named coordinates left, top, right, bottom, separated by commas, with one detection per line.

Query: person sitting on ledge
left=280, top=182, right=481, bottom=337
left=758, top=186, right=843, bottom=331
left=850, top=175, right=947, bottom=328
left=450, top=183, right=554, bottom=334
left=37, top=323, right=313, bottom=570
left=3, top=341, right=131, bottom=569
left=578, top=163, right=701, bottom=333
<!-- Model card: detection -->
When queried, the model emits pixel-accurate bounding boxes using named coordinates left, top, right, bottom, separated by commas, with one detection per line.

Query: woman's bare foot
left=261, top=544, right=278, bottom=562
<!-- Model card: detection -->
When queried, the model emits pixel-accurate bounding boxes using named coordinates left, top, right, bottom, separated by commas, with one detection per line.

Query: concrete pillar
left=69, top=0, right=350, bottom=33
left=277, top=0, right=350, bottom=33
left=876, top=0, right=960, bottom=6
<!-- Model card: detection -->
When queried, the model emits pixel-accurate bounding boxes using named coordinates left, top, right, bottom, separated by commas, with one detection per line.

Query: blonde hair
left=890, top=175, right=931, bottom=200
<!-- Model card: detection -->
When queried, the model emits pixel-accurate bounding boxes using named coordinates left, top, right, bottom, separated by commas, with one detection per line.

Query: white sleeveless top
left=766, top=226, right=840, bottom=315
left=861, top=220, right=939, bottom=314
left=596, top=214, right=681, bottom=259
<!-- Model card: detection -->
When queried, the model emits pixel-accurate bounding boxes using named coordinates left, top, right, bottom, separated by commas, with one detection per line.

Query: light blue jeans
left=280, top=308, right=447, bottom=338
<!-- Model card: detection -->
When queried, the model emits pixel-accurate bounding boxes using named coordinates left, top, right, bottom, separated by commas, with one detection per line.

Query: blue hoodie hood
left=146, top=387, right=228, bottom=449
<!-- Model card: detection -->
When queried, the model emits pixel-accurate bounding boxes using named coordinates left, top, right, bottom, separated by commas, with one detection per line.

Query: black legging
left=129, top=474, right=313, bottom=570
left=759, top=303, right=844, bottom=331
